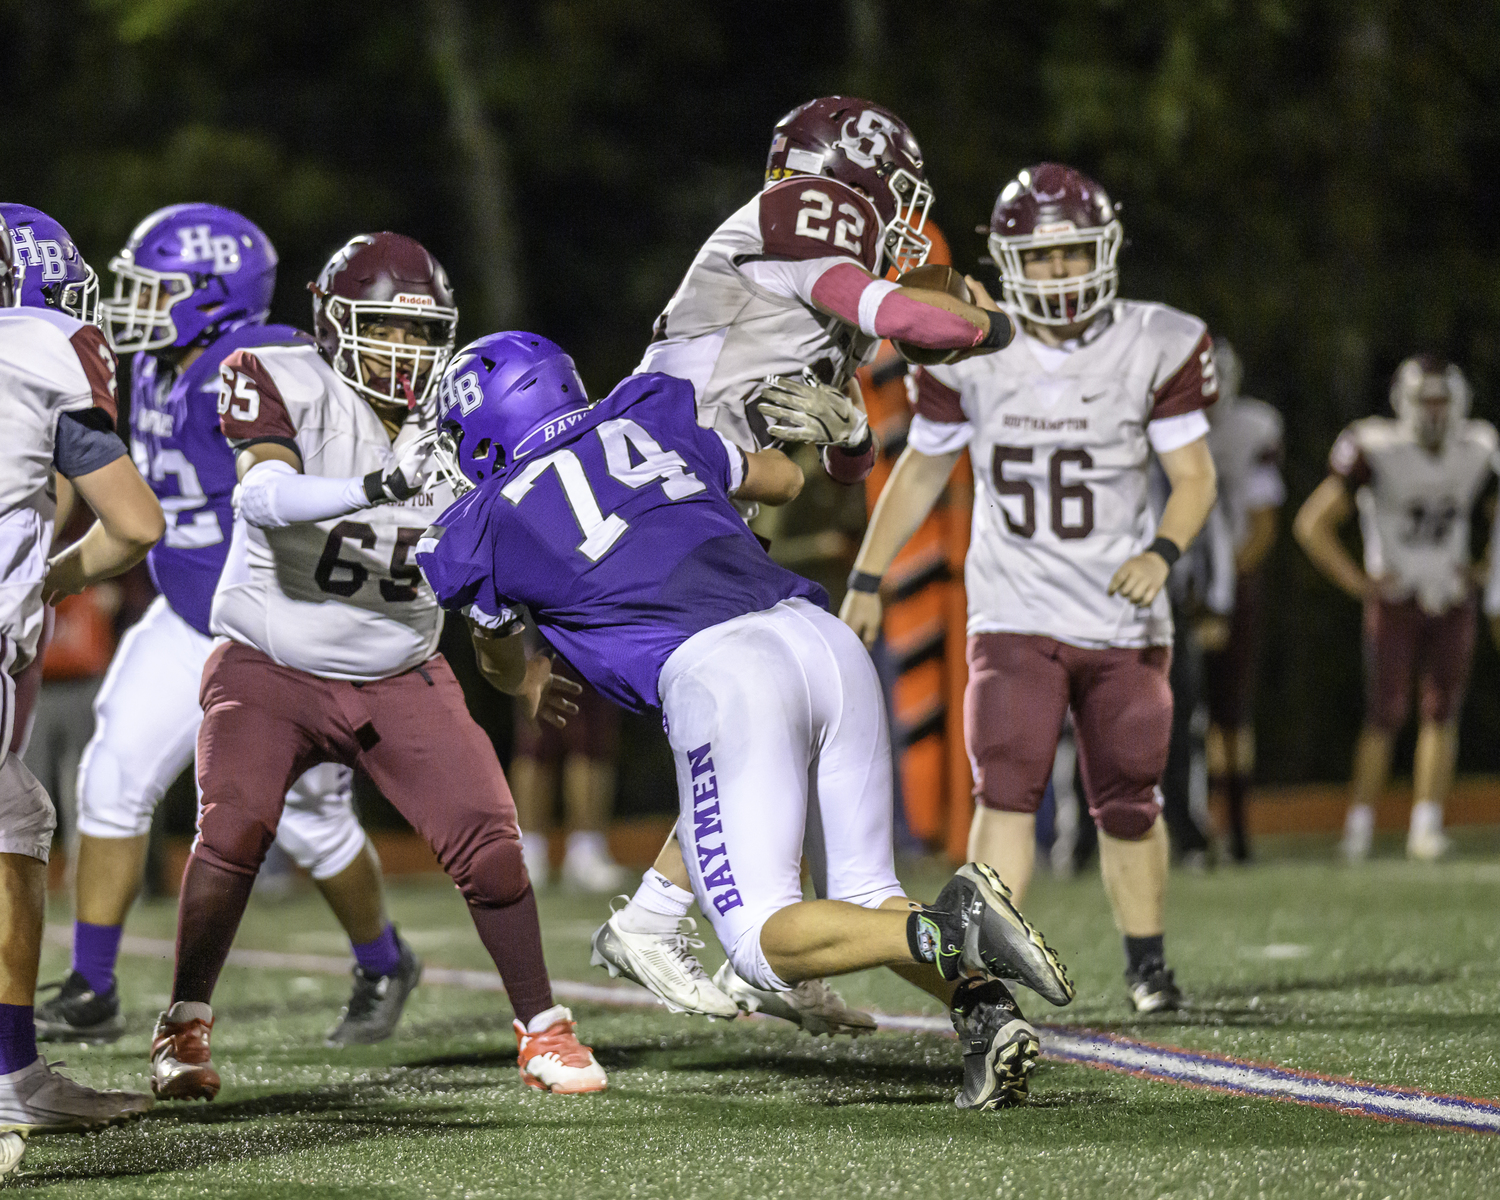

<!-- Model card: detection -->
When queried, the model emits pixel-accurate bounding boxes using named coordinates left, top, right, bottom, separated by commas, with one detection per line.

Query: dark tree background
left=5, top=0, right=1499, bottom=784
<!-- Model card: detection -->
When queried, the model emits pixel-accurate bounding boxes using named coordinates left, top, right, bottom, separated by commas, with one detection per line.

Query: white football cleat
left=590, top=904, right=740, bottom=1018
left=0, top=1057, right=153, bottom=1132
left=1407, top=829, right=1452, bottom=862
left=0, top=1132, right=24, bottom=1177
left=712, top=962, right=879, bottom=1037
left=513, top=1006, right=607, bottom=1094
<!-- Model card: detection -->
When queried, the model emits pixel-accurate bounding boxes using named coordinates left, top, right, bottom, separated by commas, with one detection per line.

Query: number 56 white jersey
left=210, top=342, right=451, bottom=681
left=911, top=301, right=1217, bottom=649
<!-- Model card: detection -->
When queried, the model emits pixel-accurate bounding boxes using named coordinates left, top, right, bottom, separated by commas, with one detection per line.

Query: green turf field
left=14, top=830, right=1500, bottom=1197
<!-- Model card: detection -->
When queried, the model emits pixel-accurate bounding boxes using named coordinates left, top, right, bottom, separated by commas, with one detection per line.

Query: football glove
left=364, top=429, right=440, bottom=503
left=754, top=376, right=870, bottom=451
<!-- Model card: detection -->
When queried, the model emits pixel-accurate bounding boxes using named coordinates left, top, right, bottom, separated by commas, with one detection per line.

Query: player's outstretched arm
left=1109, top=436, right=1218, bottom=606
left=838, top=445, right=962, bottom=647
left=43, top=457, right=165, bottom=602
left=233, top=433, right=439, bottom=528
left=736, top=448, right=805, bottom=506
left=468, top=624, right=582, bottom=727
left=1293, top=474, right=1371, bottom=601
left=806, top=262, right=1012, bottom=356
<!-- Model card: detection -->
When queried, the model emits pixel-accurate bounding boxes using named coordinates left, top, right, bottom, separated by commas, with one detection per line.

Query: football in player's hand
left=893, top=265, right=974, bottom=366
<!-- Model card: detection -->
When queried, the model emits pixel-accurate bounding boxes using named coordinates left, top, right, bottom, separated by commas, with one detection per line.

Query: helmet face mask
left=988, top=164, right=1122, bottom=329
left=102, top=260, right=194, bottom=350
left=321, top=296, right=457, bottom=410
left=882, top=166, right=933, bottom=275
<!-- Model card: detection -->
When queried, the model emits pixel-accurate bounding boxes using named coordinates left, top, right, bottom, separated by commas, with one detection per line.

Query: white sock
left=617, top=868, right=693, bottom=933
left=1344, top=804, right=1374, bottom=835
left=565, top=830, right=609, bottom=861
left=1410, top=800, right=1444, bottom=839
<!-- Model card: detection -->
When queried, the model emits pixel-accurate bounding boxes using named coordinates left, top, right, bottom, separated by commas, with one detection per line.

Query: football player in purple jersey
left=418, top=332, right=1074, bottom=1110
left=37, top=205, right=415, bottom=1048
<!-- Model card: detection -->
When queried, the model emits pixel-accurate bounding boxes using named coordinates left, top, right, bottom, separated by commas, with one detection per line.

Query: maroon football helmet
left=1390, top=355, right=1469, bottom=447
left=766, top=97, right=933, bottom=273
left=310, top=232, right=458, bottom=410
left=988, top=163, right=1122, bottom=327
left=0, top=211, right=18, bottom=308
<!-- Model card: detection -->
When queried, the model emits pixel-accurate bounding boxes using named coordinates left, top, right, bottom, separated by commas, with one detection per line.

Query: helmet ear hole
left=472, top=438, right=491, bottom=460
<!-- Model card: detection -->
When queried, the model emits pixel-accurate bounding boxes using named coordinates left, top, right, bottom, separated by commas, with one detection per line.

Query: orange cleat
left=150, top=1002, right=221, bottom=1101
left=513, top=1005, right=607, bottom=1094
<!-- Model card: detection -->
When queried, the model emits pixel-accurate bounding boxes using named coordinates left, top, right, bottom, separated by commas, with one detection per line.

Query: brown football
left=892, top=265, right=974, bottom=366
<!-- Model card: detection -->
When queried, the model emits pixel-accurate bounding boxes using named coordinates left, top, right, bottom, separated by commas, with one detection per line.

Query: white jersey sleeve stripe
left=1146, top=410, right=1210, bottom=455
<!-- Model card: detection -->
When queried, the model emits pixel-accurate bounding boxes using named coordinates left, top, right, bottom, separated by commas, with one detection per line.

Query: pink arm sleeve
left=809, top=262, right=989, bottom=349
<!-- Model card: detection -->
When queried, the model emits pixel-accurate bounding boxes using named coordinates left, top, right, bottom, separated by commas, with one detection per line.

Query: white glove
left=754, top=376, right=870, bottom=450
left=365, top=429, right=440, bottom=503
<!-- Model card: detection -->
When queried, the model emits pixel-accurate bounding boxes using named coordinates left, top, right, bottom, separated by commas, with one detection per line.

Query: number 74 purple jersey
left=417, top=373, right=826, bottom=713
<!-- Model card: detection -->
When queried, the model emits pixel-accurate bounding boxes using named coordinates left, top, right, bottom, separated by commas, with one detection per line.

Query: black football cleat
left=35, top=972, right=126, bottom=1044
left=923, top=863, right=1075, bottom=1006
left=1125, top=960, right=1184, bottom=1014
left=949, top=977, right=1040, bottom=1111
left=326, top=933, right=423, bottom=1046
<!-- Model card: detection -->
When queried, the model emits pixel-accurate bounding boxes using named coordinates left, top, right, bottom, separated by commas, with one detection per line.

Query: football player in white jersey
left=596, top=96, right=1017, bottom=1027
left=1295, top=356, right=1495, bottom=862
left=0, top=211, right=159, bottom=1168
left=842, top=163, right=1220, bottom=1014
left=1203, top=339, right=1285, bottom=862
left=149, top=232, right=606, bottom=1103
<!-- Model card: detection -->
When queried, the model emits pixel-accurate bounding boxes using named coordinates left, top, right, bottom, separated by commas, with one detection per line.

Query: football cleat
left=513, top=1006, right=607, bottom=1094
left=924, top=863, right=1075, bottom=1005
left=0, top=1057, right=152, bottom=1132
left=326, top=933, right=423, bottom=1047
left=712, top=962, right=878, bottom=1037
left=1125, top=960, right=1184, bottom=1014
left=0, top=1131, right=22, bottom=1177
left=590, top=904, right=740, bottom=1018
left=1407, top=829, right=1452, bottom=862
left=150, top=1002, right=220, bottom=1101
left=35, top=971, right=126, bottom=1044
left=949, top=977, right=1040, bottom=1110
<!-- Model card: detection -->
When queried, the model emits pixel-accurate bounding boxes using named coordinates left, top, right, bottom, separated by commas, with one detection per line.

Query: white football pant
left=0, top=631, right=54, bottom=862
left=660, top=598, right=905, bottom=991
left=76, top=596, right=365, bottom=879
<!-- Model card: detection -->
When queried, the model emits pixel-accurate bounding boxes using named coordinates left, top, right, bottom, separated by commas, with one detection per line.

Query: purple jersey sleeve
left=415, top=494, right=524, bottom=633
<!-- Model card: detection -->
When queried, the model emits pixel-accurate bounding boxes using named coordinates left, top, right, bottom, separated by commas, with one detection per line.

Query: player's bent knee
left=76, top=744, right=159, bottom=839
left=447, top=832, right=530, bottom=908
left=1094, top=793, right=1160, bottom=841
left=195, top=798, right=280, bottom=877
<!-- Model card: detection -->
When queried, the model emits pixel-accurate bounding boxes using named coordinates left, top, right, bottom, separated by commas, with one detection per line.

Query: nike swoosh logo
left=1081, top=393, right=1105, bottom=404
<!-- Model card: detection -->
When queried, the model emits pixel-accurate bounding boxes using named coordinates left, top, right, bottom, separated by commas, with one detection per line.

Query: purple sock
left=352, top=924, right=401, bottom=977
left=72, top=921, right=123, bottom=995
left=0, top=1004, right=37, bottom=1076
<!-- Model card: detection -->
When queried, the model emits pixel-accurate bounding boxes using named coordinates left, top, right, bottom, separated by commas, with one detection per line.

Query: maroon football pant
left=174, top=640, right=552, bottom=1023
left=965, top=633, right=1173, bottom=840
left=1362, top=595, right=1476, bottom=732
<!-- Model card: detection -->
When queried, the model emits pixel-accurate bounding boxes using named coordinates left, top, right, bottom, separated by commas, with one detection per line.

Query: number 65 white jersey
left=211, top=341, right=451, bottom=681
left=911, top=301, right=1217, bottom=649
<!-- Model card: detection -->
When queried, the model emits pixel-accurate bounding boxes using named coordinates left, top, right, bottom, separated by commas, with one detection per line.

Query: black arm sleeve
left=54, top=410, right=128, bottom=479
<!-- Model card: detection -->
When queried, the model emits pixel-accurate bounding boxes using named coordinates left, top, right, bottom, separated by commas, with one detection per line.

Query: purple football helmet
left=0, top=204, right=99, bottom=321
left=99, top=202, right=277, bottom=353
left=432, top=331, right=589, bottom=494
left=0, top=211, right=17, bottom=308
